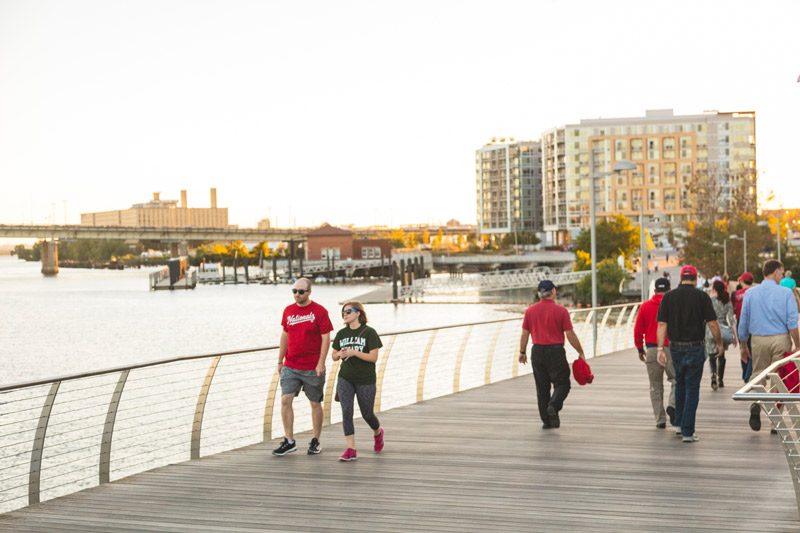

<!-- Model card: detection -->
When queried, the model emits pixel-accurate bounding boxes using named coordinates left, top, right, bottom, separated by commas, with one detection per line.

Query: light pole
left=758, top=213, right=781, bottom=262
left=730, top=231, right=747, bottom=275
left=588, top=148, right=635, bottom=357
left=712, top=240, right=727, bottom=277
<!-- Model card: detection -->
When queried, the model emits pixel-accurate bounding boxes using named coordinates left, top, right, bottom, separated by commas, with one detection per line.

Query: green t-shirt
left=332, top=324, right=383, bottom=385
left=781, top=277, right=797, bottom=290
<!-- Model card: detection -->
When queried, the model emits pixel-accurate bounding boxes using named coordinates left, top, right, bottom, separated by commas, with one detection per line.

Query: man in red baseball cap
left=656, top=265, right=723, bottom=443
left=732, top=272, right=755, bottom=382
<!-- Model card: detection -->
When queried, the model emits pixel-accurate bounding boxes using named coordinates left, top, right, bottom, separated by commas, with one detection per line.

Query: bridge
left=2, top=306, right=798, bottom=530
left=0, top=224, right=306, bottom=242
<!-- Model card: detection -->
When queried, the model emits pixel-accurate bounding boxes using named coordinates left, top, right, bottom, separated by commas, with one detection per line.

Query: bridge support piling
left=391, top=261, right=398, bottom=303
left=169, top=242, right=179, bottom=258
left=40, top=240, right=59, bottom=276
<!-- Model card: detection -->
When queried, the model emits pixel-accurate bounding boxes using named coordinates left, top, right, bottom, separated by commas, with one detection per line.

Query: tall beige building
left=541, top=109, right=756, bottom=245
left=81, top=188, right=228, bottom=228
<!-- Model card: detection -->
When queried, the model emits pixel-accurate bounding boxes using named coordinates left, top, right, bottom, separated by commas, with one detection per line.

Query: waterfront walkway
left=1, top=349, right=797, bottom=532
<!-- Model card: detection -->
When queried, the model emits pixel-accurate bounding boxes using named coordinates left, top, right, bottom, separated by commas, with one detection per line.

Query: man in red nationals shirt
left=518, top=280, right=586, bottom=430
left=272, top=278, right=333, bottom=457
left=633, top=277, right=675, bottom=429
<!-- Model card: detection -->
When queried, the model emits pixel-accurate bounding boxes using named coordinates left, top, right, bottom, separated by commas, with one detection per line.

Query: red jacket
left=732, top=286, right=750, bottom=321
left=633, top=293, right=669, bottom=349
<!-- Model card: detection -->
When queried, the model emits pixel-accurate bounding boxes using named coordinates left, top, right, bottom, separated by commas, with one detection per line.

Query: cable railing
left=0, top=302, right=641, bottom=515
left=733, top=349, right=800, bottom=517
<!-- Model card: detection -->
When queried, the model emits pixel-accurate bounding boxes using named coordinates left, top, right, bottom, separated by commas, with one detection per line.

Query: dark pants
left=531, top=344, right=571, bottom=424
left=671, top=342, right=705, bottom=437
left=741, top=338, right=753, bottom=382
left=708, top=352, right=726, bottom=382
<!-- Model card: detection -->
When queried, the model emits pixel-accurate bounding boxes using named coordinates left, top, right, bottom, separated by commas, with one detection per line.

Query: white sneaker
left=682, top=434, right=699, bottom=443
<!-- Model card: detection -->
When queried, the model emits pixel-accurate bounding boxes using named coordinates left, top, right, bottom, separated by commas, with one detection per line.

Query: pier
left=2, top=308, right=799, bottom=530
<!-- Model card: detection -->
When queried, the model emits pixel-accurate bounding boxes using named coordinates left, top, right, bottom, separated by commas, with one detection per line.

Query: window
left=647, top=138, right=660, bottom=160
left=649, top=190, right=661, bottom=209
left=648, top=163, right=660, bottom=185
left=616, top=190, right=628, bottom=210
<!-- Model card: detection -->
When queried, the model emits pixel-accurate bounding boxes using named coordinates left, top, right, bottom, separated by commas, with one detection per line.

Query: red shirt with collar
left=522, top=298, right=573, bottom=345
left=633, top=293, right=669, bottom=349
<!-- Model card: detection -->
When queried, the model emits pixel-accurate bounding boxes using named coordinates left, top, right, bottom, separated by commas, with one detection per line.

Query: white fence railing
left=0, top=302, right=641, bottom=515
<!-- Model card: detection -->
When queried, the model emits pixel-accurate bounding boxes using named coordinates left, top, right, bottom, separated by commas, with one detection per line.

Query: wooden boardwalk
left=2, top=349, right=798, bottom=532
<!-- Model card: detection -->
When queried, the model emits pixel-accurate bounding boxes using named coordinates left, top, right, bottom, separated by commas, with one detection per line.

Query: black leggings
left=337, top=378, right=380, bottom=436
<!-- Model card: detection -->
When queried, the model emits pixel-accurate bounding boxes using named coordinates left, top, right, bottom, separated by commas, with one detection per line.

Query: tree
left=573, top=214, right=639, bottom=270
left=499, top=231, right=541, bottom=250
left=576, top=258, right=627, bottom=305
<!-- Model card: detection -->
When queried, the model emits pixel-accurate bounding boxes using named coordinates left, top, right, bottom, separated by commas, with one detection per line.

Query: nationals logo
left=286, top=313, right=316, bottom=326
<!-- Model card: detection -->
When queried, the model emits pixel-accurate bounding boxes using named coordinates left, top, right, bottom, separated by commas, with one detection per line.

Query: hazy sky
left=1, top=0, right=798, bottom=230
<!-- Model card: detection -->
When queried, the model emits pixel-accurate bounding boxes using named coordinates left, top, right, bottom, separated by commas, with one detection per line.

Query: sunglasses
left=292, top=289, right=309, bottom=295
left=342, top=308, right=359, bottom=315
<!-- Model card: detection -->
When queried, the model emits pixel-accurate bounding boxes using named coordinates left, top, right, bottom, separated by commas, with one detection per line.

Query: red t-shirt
left=281, top=301, right=333, bottom=370
left=522, top=299, right=573, bottom=345
left=732, top=286, right=750, bottom=321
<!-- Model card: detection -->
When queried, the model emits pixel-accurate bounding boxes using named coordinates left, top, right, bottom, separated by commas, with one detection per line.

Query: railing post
left=374, top=335, right=396, bottom=413
left=263, top=365, right=282, bottom=441
left=191, top=356, right=221, bottom=460
left=416, top=331, right=438, bottom=402
left=99, top=369, right=130, bottom=484
left=29, top=382, right=60, bottom=505
left=453, top=326, right=473, bottom=392
left=323, top=358, right=341, bottom=425
left=484, top=323, right=504, bottom=385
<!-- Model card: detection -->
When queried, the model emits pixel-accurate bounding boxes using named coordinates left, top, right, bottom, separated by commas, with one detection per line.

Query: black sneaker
left=308, top=437, right=321, bottom=454
left=542, top=423, right=554, bottom=430
left=656, top=422, right=666, bottom=429
left=666, top=406, right=676, bottom=426
left=749, top=403, right=761, bottom=431
left=272, top=438, right=297, bottom=456
left=547, top=405, right=560, bottom=428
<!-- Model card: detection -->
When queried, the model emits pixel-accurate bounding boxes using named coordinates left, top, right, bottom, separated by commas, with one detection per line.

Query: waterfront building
left=540, top=109, right=756, bottom=245
left=475, top=139, right=543, bottom=245
left=80, top=189, right=228, bottom=228
left=305, top=223, right=391, bottom=261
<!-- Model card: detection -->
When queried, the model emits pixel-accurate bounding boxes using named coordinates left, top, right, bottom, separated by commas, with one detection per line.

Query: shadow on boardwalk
left=1, top=349, right=797, bottom=532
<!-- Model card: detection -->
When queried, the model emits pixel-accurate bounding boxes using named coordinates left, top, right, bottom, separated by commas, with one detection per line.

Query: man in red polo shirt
left=519, top=280, right=586, bottom=429
left=633, top=277, right=675, bottom=429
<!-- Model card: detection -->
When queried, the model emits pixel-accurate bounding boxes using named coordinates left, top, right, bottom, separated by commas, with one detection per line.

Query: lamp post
left=588, top=148, right=636, bottom=358
left=712, top=240, right=727, bottom=277
left=729, top=231, right=747, bottom=274
left=757, top=213, right=781, bottom=262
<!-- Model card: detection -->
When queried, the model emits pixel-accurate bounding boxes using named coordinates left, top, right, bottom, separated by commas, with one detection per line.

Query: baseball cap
left=654, top=277, right=671, bottom=291
left=538, top=279, right=556, bottom=292
left=680, top=265, right=698, bottom=277
left=739, top=272, right=754, bottom=283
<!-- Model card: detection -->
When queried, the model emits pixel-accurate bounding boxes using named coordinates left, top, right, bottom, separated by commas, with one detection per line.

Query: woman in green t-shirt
left=331, top=301, right=384, bottom=461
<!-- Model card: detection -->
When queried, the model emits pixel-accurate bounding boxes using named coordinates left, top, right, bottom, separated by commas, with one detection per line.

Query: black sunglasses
left=292, top=289, right=309, bottom=295
left=342, top=308, right=358, bottom=315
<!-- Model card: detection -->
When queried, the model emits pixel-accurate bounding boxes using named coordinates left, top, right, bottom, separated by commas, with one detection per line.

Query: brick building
left=305, top=224, right=391, bottom=261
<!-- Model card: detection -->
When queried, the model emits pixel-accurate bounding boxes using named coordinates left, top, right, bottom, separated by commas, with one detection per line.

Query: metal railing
left=733, top=349, right=800, bottom=516
left=0, top=303, right=641, bottom=515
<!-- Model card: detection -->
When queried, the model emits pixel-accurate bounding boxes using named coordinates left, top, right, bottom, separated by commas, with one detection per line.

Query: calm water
left=0, top=256, right=519, bottom=384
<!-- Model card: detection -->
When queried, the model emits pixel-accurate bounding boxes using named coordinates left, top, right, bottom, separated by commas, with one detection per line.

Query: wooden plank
left=1, top=349, right=798, bottom=532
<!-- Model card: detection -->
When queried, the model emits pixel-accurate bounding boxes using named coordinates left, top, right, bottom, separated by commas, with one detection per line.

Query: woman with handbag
left=331, top=301, right=384, bottom=461
left=706, top=280, right=738, bottom=390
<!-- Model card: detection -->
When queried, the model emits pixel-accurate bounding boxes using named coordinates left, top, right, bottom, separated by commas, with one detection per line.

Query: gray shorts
left=280, top=366, right=325, bottom=403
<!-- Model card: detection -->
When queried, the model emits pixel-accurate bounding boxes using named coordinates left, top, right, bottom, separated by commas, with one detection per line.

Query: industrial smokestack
left=210, top=188, right=217, bottom=208
left=153, top=192, right=160, bottom=201
left=181, top=190, right=188, bottom=208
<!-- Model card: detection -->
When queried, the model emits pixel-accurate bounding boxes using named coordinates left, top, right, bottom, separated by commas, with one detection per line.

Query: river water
left=0, top=256, right=520, bottom=385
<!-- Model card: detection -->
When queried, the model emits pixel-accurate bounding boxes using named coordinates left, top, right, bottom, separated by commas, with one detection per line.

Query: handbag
left=719, top=323, right=735, bottom=345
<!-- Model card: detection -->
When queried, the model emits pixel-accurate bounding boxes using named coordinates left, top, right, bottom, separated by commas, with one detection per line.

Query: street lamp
left=757, top=214, right=781, bottom=262
left=712, top=241, right=727, bottom=278
left=588, top=149, right=635, bottom=358
left=729, top=231, right=747, bottom=275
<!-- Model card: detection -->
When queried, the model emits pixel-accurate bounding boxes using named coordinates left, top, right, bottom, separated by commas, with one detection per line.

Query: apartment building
left=475, top=138, right=543, bottom=243
left=541, top=109, right=756, bottom=245
left=80, top=188, right=228, bottom=228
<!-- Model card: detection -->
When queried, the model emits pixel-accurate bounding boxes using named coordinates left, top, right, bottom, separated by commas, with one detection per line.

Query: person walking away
left=331, top=301, right=384, bottom=462
left=738, top=260, right=800, bottom=431
left=519, top=280, right=586, bottom=429
left=654, top=259, right=659, bottom=272
left=273, top=278, right=333, bottom=456
left=633, top=277, right=675, bottom=429
left=781, top=270, right=797, bottom=290
left=706, top=280, right=738, bottom=390
left=656, top=265, right=723, bottom=443
left=731, top=272, right=754, bottom=382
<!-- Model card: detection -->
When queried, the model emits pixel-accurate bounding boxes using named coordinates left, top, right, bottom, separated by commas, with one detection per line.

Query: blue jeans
left=741, top=338, right=753, bottom=382
left=671, top=343, right=705, bottom=437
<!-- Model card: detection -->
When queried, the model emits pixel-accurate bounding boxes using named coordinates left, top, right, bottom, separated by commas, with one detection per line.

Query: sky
left=1, top=0, right=799, bottom=231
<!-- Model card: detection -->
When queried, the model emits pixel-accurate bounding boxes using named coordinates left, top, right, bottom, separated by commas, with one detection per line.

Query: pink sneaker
left=374, top=428, right=384, bottom=453
left=339, top=448, right=357, bottom=461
